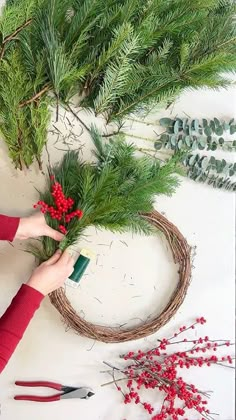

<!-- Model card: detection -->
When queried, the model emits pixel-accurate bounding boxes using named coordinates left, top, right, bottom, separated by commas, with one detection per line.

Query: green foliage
left=0, top=0, right=37, bottom=39
left=155, top=117, right=236, bottom=191
left=184, top=154, right=236, bottom=191
left=0, top=0, right=236, bottom=168
left=31, top=127, right=179, bottom=260
left=159, top=117, right=236, bottom=142
left=0, top=50, right=50, bottom=168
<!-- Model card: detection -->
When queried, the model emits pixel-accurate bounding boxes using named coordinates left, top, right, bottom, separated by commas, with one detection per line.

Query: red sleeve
left=0, top=284, right=44, bottom=373
left=0, top=214, right=20, bottom=241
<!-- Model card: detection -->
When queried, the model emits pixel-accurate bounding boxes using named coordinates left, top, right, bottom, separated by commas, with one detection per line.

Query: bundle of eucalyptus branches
left=0, top=0, right=236, bottom=168
left=30, top=127, right=179, bottom=261
left=155, top=117, right=236, bottom=191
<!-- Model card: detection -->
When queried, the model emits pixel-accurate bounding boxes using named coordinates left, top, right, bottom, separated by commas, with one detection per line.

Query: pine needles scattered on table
left=0, top=0, right=236, bottom=168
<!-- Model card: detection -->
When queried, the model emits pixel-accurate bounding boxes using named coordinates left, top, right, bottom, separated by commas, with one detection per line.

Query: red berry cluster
left=106, top=317, right=234, bottom=420
left=34, top=175, right=83, bottom=234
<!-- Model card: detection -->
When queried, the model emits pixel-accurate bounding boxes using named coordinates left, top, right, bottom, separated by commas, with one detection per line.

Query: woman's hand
left=15, top=212, right=63, bottom=241
left=27, top=250, right=74, bottom=295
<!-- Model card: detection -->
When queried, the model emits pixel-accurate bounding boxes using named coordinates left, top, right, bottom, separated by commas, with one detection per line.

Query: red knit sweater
left=0, top=215, right=44, bottom=373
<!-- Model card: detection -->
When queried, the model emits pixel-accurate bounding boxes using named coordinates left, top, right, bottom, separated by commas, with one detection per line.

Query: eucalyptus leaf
left=159, top=118, right=173, bottom=127
left=210, top=120, right=216, bottom=132
left=202, top=119, right=208, bottom=128
left=204, top=126, right=212, bottom=136
left=184, top=126, right=190, bottom=135
left=184, top=135, right=192, bottom=147
left=215, top=125, right=223, bottom=136
left=167, top=124, right=175, bottom=133
left=200, top=157, right=209, bottom=171
left=191, top=140, right=198, bottom=151
left=195, top=119, right=200, bottom=132
left=182, top=119, right=188, bottom=130
left=229, top=118, right=234, bottom=125
left=221, top=159, right=227, bottom=168
left=200, top=173, right=208, bottom=182
left=209, top=156, right=216, bottom=165
left=223, top=164, right=230, bottom=175
left=160, top=133, right=169, bottom=145
left=229, top=169, right=235, bottom=177
left=218, top=137, right=224, bottom=145
left=198, top=143, right=205, bottom=151
left=214, top=117, right=220, bottom=126
left=154, top=141, right=163, bottom=150
left=216, top=160, right=223, bottom=174
left=210, top=142, right=217, bottom=151
left=170, top=135, right=177, bottom=147
left=176, top=118, right=183, bottom=125
left=174, top=120, right=180, bottom=134
left=230, top=125, right=236, bottom=135
left=177, top=139, right=183, bottom=149
left=198, top=137, right=207, bottom=150
left=188, top=155, right=196, bottom=166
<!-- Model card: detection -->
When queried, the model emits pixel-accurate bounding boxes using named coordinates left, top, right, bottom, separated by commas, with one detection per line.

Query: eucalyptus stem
left=122, top=132, right=154, bottom=143
left=126, top=117, right=159, bottom=127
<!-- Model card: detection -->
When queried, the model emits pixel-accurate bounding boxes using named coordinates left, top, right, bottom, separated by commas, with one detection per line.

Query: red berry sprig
left=34, top=175, right=83, bottom=234
left=103, top=317, right=235, bottom=420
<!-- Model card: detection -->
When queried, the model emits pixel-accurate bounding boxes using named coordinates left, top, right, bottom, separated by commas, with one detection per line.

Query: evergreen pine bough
left=0, top=0, right=236, bottom=168
left=30, top=127, right=179, bottom=262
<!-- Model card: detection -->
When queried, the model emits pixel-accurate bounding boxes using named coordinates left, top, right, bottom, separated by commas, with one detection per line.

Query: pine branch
left=19, top=84, right=50, bottom=107
left=94, top=34, right=140, bottom=115
left=111, top=79, right=178, bottom=120
left=0, top=18, right=32, bottom=60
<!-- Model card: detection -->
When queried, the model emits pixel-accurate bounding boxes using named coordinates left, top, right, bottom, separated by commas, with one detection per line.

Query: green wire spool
left=66, top=249, right=93, bottom=288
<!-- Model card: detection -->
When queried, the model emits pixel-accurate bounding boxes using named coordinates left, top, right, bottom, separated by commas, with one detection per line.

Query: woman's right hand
left=27, top=250, right=74, bottom=295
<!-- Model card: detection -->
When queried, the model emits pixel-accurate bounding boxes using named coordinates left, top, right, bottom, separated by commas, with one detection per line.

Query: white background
left=0, top=1, right=235, bottom=417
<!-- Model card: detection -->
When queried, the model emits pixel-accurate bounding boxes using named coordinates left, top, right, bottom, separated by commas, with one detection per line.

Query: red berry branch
left=103, top=318, right=235, bottom=420
left=34, top=176, right=83, bottom=234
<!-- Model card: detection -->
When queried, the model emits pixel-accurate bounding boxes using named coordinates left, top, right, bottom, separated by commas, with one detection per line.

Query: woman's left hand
left=15, top=213, right=64, bottom=241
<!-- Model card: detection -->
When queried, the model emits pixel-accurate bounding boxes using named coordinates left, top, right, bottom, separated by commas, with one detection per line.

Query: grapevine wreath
left=31, top=127, right=191, bottom=343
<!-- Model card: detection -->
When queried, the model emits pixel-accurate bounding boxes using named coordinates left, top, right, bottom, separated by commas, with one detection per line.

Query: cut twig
left=19, top=85, right=50, bottom=108
left=67, top=105, right=91, bottom=133
left=0, top=18, right=32, bottom=61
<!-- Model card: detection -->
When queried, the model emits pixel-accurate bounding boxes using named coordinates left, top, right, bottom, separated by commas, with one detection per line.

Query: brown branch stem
left=19, top=85, right=50, bottom=108
left=67, top=104, right=91, bottom=133
left=0, top=18, right=32, bottom=61
left=102, top=128, right=123, bottom=138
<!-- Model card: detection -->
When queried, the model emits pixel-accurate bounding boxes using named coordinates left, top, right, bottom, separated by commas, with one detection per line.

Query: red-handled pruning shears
left=14, top=381, right=94, bottom=402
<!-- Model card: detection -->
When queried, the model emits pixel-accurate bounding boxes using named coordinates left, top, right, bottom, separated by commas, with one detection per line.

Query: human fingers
left=57, top=250, right=75, bottom=266
left=45, top=249, right=62, bottom=265
left=44, top=225, right=64, bottom=241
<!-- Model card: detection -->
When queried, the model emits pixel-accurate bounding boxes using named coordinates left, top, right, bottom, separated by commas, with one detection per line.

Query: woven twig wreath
left=49, top=210, right=191, bottom=343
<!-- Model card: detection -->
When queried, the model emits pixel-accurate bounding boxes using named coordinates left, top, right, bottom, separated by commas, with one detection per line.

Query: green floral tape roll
left=69, top=249, right=93, bottom=284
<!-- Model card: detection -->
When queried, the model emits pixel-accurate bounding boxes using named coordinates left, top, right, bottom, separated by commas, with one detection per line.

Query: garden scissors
left=14, top=380, right=94, bottom=402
